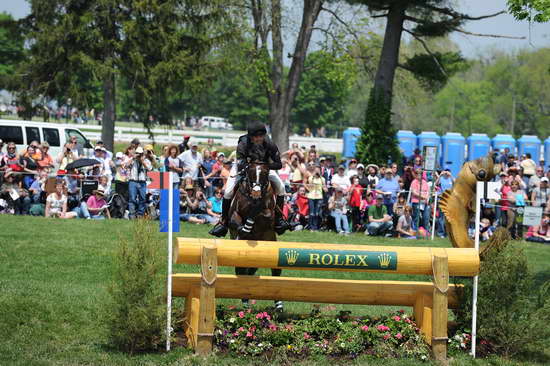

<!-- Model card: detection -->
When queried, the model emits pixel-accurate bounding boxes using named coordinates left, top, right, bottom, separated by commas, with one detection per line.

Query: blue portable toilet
left=441, top=132, right=465, bottom=176
left=417, top=131, right=441, bottom=165
left=545, top=137, right=550, bottom=170
left=467, top=133, right=491, bottom=161
left=342, top=127, right=361, bottom=158
left=518, top=135, right=541, bottom=164
left=396, top=130, right=417, bottom=158
left=492, top=134, right=516, bottom=156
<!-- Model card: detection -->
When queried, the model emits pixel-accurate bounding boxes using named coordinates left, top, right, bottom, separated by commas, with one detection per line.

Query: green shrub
left=105, top=219, right=165, bottom=353
left=454, top=243, right=550, bottom=357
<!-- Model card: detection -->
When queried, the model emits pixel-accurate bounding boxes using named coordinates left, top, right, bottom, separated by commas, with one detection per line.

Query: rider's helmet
left=247, top=122, right=267, bottom=137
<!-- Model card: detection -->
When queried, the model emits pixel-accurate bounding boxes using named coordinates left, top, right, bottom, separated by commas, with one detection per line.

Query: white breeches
left=224, top=164, right=285, bottom=199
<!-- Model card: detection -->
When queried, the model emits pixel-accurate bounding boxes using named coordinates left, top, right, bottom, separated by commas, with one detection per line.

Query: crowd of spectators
left=0, top=136, right=549, bottom=242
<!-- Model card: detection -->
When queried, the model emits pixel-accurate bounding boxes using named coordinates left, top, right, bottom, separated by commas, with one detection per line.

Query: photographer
left=189, top=188, right=217, bottom=224
left=57, top=143, right=78, bottom=170
left=124, top=146, right=152, bottom=218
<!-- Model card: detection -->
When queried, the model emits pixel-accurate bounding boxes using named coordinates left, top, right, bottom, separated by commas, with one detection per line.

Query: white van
left=0, top=120, right=93, bottom=159
left=198, top=116, right=233, bottom=130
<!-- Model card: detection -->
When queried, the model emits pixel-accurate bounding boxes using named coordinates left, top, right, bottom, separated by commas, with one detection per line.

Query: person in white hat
left=531, top=177, right=549, bottom=209
left=124, top=146, right=152, bottom=218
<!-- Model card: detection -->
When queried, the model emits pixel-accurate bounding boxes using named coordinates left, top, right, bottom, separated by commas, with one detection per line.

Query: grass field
left=1, top=215, right=549, bottom=365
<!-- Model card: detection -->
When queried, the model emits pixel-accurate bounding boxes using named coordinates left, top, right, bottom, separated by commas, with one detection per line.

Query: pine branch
left=422, top=5, right=506, bottom=21
left=403, top=29, right=448, bottom=79
left=452, top=28, right=526, bottom=39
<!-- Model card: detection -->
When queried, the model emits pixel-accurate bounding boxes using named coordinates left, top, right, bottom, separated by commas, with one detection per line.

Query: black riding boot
left=274, top=195, right=290, bottom=235
left=209, top=198, right=232, bottom=237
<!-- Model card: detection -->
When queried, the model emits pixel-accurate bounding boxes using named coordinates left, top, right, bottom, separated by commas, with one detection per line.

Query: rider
left=209, top=122, right=289, bottom=237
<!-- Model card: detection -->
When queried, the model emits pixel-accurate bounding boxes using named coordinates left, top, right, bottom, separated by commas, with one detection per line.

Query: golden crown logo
left=378, top=253, right=391, bottom=268
left=285, top=250, right=299, bottom=265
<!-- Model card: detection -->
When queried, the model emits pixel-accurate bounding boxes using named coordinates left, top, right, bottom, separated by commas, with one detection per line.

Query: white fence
left=80, top=124, right=343, bottom=152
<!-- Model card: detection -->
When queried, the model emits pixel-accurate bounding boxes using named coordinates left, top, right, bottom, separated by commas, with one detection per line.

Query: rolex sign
left=277, top=248, right=398, bottom=270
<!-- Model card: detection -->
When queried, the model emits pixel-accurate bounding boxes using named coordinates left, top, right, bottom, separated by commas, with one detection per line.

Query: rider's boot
left=209, top=198, right=232, bottom=237
left=274, top=195, right=290, bottom=235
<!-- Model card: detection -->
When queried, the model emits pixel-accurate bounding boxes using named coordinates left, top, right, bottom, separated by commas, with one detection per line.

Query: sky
left=0, top=0, right=548, bottom=58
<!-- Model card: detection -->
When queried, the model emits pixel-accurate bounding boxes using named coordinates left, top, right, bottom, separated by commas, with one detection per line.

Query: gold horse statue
left=439, top=155, right=501, bottom=249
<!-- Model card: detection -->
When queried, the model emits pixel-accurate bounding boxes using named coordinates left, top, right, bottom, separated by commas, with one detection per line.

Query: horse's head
left=244, top=161, right=270, bottom=200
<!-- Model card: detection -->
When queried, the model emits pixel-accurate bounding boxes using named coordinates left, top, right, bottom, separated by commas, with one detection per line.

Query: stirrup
left=209, top=223, right=228, bottom=237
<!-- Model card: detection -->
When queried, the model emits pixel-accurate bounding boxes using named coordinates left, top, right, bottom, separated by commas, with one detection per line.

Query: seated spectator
left=74, top=189, right=111, bottom=219
left=45, top=181, right=77, bottom=219
left=98, top=175, right=111, bottom=195
left=365, top=164, right=379, bottom=186
left=37, top=142, right=55, bottom=171
left=0, top=171, right=31, bottom=215
left=396, top=205, right=415, bottom=239
left=526, top=212, right=550, bottom=243
left=479, top=218, right=494, bottom=242
left=20, top=145, right=40, bottom=189
left=366, top=194, right=393, bottom=237
left=289, top=186, right=309, bottom=229
left=179, top=184, right=206, bottom=224
left=29, top=170, right=48, bottom=203
left=207, top=188, right=223, bottom=219
left=328, top=188, right=350, bottom=235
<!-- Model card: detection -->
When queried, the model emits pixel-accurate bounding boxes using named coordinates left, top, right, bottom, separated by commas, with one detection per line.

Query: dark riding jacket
left=236, top=135, right=282, bottom=171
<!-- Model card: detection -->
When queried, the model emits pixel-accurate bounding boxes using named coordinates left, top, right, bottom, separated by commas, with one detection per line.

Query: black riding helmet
left=247, top=122, right=267, bottom=137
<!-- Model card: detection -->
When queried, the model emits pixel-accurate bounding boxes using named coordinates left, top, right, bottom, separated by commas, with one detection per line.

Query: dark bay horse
left=228, top=162, right=283, bottom=308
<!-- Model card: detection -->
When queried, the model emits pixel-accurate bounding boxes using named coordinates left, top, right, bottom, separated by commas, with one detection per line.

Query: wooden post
left=414, top=293, right=433, bottom=345
left=196, top=245, right=217, bottom=355
left=183, top=288, right=200, bottom=349
left=432, top=254, right=449, bottom=364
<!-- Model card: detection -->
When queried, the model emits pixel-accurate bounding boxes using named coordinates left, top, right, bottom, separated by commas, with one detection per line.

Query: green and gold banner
left=277, top=248, right=397, bottom=270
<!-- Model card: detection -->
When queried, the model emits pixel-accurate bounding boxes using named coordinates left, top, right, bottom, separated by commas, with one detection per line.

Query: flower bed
left=214, top=305, right=431, bottom=360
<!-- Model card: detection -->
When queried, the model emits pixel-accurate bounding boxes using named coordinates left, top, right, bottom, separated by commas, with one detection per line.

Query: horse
left=228, top=161, right=283, bottom=308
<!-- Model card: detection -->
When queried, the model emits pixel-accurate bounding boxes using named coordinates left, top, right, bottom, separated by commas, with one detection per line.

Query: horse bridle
left=241, top=162, right=269, bottom=200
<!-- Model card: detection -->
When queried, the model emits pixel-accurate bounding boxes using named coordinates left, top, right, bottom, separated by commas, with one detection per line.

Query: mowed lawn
left=1, top=215, right=549, bottom=366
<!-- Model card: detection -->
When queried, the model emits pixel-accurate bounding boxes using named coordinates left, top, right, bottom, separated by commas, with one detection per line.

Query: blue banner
left=160, top=189, right=180, bottom=233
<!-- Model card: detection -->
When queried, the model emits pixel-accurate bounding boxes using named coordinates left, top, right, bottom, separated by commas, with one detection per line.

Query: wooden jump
left=172, top=238, right=479, bottom=362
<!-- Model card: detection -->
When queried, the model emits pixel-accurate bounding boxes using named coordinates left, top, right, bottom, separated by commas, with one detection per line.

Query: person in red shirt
left=348, top=175, right=363, bottom=232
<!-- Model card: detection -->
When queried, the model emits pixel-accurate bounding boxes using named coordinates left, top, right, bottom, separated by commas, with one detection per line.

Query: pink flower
left=392, top=316, right=401, bottom=322
left=265, top=314, right=271, bottom=321
left=250, top=300, right=257, bottom=305
left=247, top=309, right=252, bottom=313
left=383, top=334, right=390, bottom=340
left=351, top=321, right=358, bottom=325
left=268, top=323, right=278, bottom=331
left=246, top=331, right=253, bottom=337
left=238, top=311, right=245, bottom=318
left=395, top=333, right=403, bottom=339
left=256, top=313, right=264, bottom=319
left=377, top=325, right=390, bottom=332
left=237, top=327, right=244, bottom=332
left=361, top=325, right=369, bottom=332
left=304, top=332, right=311, bottom=340
left=405, top=318, right=412, bottom=324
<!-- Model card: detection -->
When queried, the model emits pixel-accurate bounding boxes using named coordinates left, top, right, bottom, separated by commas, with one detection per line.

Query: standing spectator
left=328, top=188, right=350, bottom=235
left=356, top=164, right=369, bottom=187
left=178, top=135, right=191, bottom=154
left=346, top=159, right=358, bottom=178
left=68, top=135, right=83, bottom=157
left=37, top=142, right=55, bottom=171
left=278, top=158, right=292, bottom=192
left=144, top=144, right=160, bottom=170
left=507, top=180, right=528, bottom=239
left=376, top=169, right=400, bottom=216
left=531, top=177, right=549, bottom=209
left=220, top=160, right=232, bottom=190
left=57, top=143, right=78, bottom=171
left=45, top=181, right=77, bottom=219
left=125, top=146, right=152, bottom=218
left=289, top=153, right=306, bottom=190
left=365, top=164, right=379, bottom=186
left=178, top=142, right=203, bottom=181
left=366, top=194, right=393, bottom=237
left=396, top=206, right=416, bottom=239
left=499, top=174, right=512, bottom=227
left=507, top=167, right=526, bottom=190
left=332, top=165, right=351, bottom=192
left=408, top=148, right=422, bottom=165
left=520, top=153, right=536, bottom=186
left=319, top=157, right=333, bottom=186
left=305, top=166, right=326, bottom=231
left=210, top=153, right=225, bottom=190
left=165, top=144, right=183, bottom=190
left=348, top=175, right=363, bottom=231
left=529, top=166, right=545, bottom=192
left=436, top=168, right=454, bottom=192
left=200, top=149, right=216, bottom=197
left=410, top=167, right=430, bottom=231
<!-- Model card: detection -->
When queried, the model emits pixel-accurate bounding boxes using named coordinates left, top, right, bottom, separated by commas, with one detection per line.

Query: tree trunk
left=267, top=0, right=322, bottom=152
left=373, top=1, right=407, bottom=103
left=102, top=72, right=116, bottom=152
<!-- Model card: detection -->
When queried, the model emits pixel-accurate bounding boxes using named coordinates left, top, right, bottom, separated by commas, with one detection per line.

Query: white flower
left=460, top=342, right=466, bottom=348
left=421, top=355, right=427, bottom=360
left=229, top=317, right=236, bottom=323
left=230, top=339, right=235, bottom=343
left=340, top=342, right=345, bottom=347
left=258, top=343, right=263, bottom=347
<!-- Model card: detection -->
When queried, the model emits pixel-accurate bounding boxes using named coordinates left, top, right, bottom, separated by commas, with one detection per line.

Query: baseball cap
left=376, top=194, right=384, bottom=200
left=94, top=146, right=102, bottom=151
left=541, top=177, right=549, bottom=183
left=131, top=138, right=140, bottom=145
left=115, top=152, right=124, bottom=159
left=191, top=141, right=198, bottom=147
left=499, top=172, right=507, bottom=176
left=319, top=156, right=326, bottom=161
left=357, top=163, right=365, bottom=169
left=0, top=139, right=4, bottom=144
left=144, top=144, right=154, bottom=151
left=338, top=165, right=345, bottom=170
left=183, top=135, right=190, bottom=139
left=218, top=152, right=225, bottom=157
left=135, top=146, right=144, bottom=154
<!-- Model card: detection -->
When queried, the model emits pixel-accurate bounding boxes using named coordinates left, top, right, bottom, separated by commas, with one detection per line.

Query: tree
left=0, top=13, right=25, bottom=89
left=507, top=0, right=550, bottom=22
left=291, top=50, right=356, bottom=136
left=249, top=0, right=323, bottom=151
left=18, top=0, right=234, bottom=150
left=347, top=0, right=506, bottom=164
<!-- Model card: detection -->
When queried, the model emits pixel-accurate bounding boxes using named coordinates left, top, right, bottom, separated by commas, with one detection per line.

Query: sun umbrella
left=65, top=158, right=101, bottom=171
